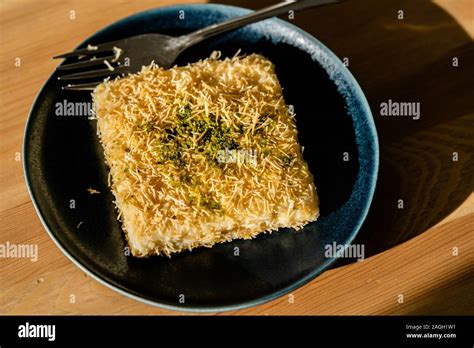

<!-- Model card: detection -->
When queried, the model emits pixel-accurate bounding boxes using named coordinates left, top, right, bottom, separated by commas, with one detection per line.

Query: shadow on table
left=209, top=0, right=474, bottom=262
left=403, top=267, right=474, bottom=315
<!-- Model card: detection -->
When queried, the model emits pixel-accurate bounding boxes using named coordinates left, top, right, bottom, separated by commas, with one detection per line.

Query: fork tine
left=53, top=47, right=113, bottom=59
left=53, top=40, right=122, bottom=59
left=58, top=67, right=126, bottom=81
left=57, top=56, right=117, bottom=70
left=62, top=82, right=101, bottom=91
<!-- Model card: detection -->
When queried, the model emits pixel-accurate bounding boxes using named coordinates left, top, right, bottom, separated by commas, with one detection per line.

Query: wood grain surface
left=1, top=0, right=473, bottom=315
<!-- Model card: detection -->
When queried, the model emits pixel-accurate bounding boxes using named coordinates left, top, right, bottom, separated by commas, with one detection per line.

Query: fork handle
left=180, top=0, right=340, bottom=47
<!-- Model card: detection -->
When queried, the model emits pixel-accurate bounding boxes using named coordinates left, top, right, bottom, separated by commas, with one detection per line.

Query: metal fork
left=54, top=0, right=340, bottom=91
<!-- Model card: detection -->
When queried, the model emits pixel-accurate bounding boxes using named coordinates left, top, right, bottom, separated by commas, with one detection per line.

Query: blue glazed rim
left=23, top=4, right=379, bottom=312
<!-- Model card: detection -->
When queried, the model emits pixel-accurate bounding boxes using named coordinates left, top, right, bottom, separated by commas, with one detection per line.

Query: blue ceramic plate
left=23, top=4, right=378, bottom=312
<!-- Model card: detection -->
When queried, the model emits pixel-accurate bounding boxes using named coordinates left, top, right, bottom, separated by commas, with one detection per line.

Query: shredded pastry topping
left=93, top=52, right=319, bottom=257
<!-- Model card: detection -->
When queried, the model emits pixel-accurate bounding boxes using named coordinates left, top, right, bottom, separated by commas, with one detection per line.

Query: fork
left=54, top=0, right=340, bottom=91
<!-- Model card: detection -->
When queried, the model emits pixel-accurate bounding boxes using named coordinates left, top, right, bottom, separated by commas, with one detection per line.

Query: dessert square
left=93, top=53, right=319, bottom=257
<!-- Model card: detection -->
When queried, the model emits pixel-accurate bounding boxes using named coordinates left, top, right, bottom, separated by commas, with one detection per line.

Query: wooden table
left=1, top=0, right=473, bottom=315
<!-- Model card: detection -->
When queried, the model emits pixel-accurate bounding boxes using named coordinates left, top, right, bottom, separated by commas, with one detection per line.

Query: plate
left=23, top=4, right=378, bottom=312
